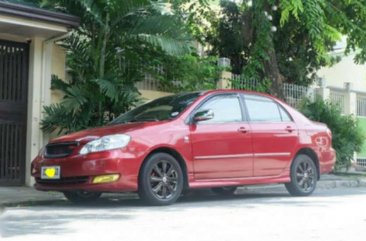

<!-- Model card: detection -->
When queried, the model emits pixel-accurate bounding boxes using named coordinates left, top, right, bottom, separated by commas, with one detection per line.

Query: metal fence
left=283, top=83, right=311, bottom=108
left=357, top=95, right=366, bottom=117
left=231, top=74, right=310, bottom=108
left=329, top=90, right=346, bottom=114
left=356, top=158, right=366, bottom=167
left=134, top=67, right=361, bottom=117
left=231, top=74, right=262, bottom=91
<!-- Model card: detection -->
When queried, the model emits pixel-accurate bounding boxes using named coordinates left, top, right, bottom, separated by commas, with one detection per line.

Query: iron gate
left=0, top=39, right=29, bottom=186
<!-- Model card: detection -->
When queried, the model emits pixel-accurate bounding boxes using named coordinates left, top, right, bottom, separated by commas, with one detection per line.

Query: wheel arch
left=138, top=147, right=189, bottom=190
left=294, top=148, right=320, bottom=180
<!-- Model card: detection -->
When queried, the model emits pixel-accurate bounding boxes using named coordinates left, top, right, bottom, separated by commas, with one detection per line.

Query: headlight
left=79, top=134, right=131, bottom=155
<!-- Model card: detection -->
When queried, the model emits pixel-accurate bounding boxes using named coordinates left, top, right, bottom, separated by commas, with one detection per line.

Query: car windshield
left=110, top=92, right=202, bottom=124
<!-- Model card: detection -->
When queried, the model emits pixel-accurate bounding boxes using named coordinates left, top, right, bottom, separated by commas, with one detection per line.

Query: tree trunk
left=261, top=1, right=285, bottom=98
left=264, top=44, right=285, bottom=98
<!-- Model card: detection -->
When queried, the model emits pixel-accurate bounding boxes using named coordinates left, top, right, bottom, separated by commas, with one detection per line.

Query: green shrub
left=299, top=98, right=364, bottom=170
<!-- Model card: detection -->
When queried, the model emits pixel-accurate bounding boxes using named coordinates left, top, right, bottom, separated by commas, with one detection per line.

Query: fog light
left=92, top=174, right=120, bottom=184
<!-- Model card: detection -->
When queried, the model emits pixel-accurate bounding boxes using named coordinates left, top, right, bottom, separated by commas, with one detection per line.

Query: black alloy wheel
left=285, top=154, right=318, bottom=196
left=138, top=153, right=183, bottom=205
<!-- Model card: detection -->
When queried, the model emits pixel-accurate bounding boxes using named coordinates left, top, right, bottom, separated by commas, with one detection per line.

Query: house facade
left=0, top=1, right=79, bottom=186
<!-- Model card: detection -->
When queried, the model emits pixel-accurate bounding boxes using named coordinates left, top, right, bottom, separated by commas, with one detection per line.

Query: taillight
left=326, top=128, right=332, bottom=146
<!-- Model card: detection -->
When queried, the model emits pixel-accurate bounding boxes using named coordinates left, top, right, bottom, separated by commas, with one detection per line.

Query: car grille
left=45, top=142, right=79, bottom=158
left=35, top=176, right=89, bottom=185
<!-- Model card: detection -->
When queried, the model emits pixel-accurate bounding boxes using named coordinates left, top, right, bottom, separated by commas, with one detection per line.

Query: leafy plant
left=40, top=0, right=193, bottom=134
left=299, top=98, right=364, bottom=170
left=150, top=55, right=222, bottom=92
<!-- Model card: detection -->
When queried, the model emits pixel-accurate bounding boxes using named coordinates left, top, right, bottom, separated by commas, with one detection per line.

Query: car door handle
left=285, top=126, right=295, bottom=132
left=237, top=127, right=248, bottom=133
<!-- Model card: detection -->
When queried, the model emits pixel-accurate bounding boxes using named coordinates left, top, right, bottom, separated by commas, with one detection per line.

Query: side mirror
left=193, top=109, right=214, bottom=122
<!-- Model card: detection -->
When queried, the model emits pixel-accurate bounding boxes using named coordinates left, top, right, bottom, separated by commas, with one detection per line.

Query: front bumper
left=31, top=149, right=143, bottom=192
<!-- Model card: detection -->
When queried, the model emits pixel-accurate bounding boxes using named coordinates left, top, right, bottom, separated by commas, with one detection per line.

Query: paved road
left=1, top=187, right=366, bottom=241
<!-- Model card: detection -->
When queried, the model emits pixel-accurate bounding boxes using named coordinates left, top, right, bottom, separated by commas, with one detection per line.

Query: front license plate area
left=41, top=166, right=61, bottom=179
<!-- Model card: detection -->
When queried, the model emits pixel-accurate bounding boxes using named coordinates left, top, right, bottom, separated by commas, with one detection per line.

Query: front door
left=190, top=94, right=253, bottom=179
left=0, top=40, right=29, bottom=186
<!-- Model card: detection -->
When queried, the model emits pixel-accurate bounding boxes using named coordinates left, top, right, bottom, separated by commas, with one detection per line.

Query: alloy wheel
left=149, top=160, right=179, bottom=200
left=295, top=160, right=316, bottom=193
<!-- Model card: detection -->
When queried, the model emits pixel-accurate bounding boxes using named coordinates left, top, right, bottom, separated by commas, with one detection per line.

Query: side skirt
left=188, top=174, right=290, bottom=189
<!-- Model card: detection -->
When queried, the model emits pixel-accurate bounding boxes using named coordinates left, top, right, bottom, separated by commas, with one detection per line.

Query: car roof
left=201, top=89, right=279, bottom=99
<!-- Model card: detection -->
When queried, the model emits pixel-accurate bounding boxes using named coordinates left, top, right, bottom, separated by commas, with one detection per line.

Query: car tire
left=285, top=154, right=318, bottom=196
left=63, top=191, right=102, bottom=203
left=211, top=187, right=237, bottom=195
left=138, top=153, right=184, bottom=206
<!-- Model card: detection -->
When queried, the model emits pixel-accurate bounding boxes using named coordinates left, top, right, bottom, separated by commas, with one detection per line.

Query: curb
left=317, top=179, right=365, bottom=189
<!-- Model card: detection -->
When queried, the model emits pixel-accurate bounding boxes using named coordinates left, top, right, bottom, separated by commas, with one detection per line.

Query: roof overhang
left=0, top=1, right=79, bottom=39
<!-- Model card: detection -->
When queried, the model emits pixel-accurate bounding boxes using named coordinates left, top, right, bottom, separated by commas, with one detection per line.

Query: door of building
left=0, top=39, right=29, bottom=186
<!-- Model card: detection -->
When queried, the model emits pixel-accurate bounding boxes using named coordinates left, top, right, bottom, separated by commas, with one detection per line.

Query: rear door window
left=244, top=95, right=292, bottom=122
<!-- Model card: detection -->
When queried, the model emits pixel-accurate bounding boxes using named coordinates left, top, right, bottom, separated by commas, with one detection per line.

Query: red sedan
left=31, top=90, right=336, bottom=205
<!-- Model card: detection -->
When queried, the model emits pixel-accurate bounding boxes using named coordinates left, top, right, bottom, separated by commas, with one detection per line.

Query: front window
left=110, top=92, right=201, bottom=124
left=197, top=95, right=243, bottom=123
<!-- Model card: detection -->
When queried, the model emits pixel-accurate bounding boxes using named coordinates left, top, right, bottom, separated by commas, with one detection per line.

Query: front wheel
left=138, top=153, right=184, bottom=205
left=285, top=154, right=318, bottom=196
left=63, top=191, right=102, bottom=203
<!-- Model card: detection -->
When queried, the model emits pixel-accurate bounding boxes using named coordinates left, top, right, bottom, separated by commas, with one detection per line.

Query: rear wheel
left=63, top=191, right=101, bottom=203
left=138, top=153, right=184, bottom=205
left=285, top=154, right=318, bottom=196
left=211, top=187, right=237, bottom=195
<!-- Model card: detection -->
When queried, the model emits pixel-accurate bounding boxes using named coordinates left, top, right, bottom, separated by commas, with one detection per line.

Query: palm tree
left=41, top=0, right=193, bottom=134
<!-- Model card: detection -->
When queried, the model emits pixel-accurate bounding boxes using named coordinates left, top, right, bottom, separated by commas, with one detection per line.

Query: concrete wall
left=139, top=90, right=172, bottom=101
left=24, top=37, right=68, bottom=186
left=0, top=37, right=67, bottom=186
left=51, top=44, right=66, bottom=104
left=317, top=53, right=366, bottom=91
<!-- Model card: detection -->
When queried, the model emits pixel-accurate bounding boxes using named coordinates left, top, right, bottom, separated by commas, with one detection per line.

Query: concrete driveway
left=1, top=186, right=366, bottom=241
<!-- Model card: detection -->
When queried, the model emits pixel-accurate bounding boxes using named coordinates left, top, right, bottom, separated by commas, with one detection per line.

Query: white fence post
left=344, top=82, right=356, bottom=115
left=217, top=71, right=232, bottom=89
left=316, top=78, right=330, bottom=101
left=217, top=58, right=232, bottom=89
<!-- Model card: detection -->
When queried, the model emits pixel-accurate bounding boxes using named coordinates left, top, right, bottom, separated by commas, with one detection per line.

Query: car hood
left=49, top=121, right=165, bottom=144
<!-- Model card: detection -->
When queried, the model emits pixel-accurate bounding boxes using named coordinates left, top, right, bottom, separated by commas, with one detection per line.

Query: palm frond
left=129, top=15, right=188, bottom=38
left=92, top=78, right=119, bottom=101
left=51, top=74, right=70, bottom=92
left=109, top=0, right=151, bottom=27
left=138, top=34, right=193, bottom=55
left=61, top=86, right=88, bottom=112
left=41, top=104, right=78, bottom=134
left=126, top=14, right=193, bottom=55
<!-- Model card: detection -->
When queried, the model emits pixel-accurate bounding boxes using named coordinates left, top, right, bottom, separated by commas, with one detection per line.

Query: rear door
left=190, top=93, right=253, bottom=179
left=243, top=94, right=299, bottom=177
